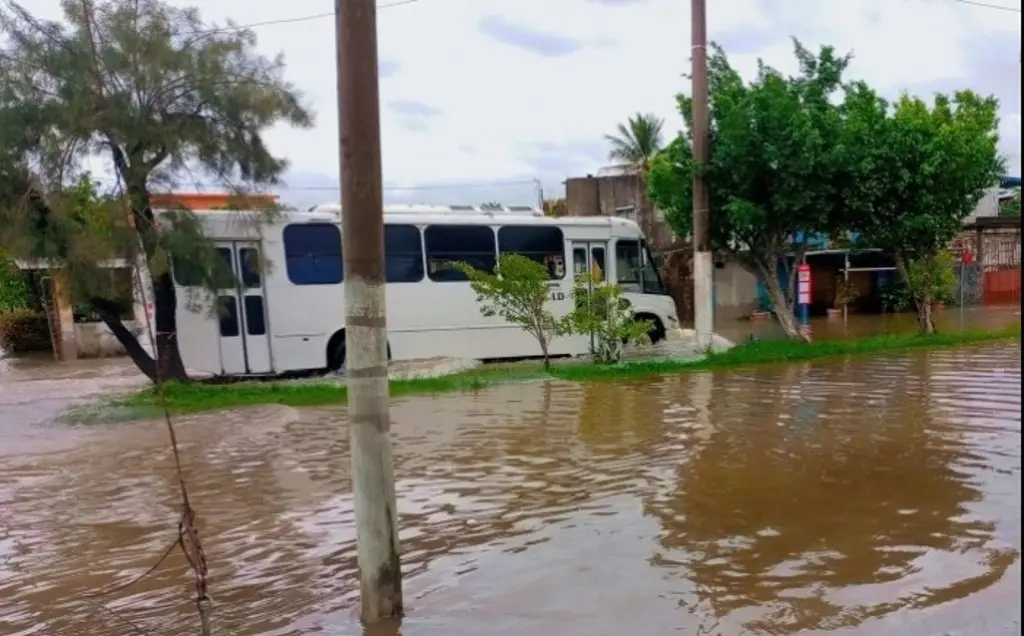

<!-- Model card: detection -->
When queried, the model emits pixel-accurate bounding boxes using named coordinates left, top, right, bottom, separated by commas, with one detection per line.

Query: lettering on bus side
left=550, top=291, right=565, bottom=301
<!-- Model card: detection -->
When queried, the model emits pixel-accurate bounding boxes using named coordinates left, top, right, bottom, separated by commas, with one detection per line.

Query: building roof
left=963, top=215, right=1021, bottom=231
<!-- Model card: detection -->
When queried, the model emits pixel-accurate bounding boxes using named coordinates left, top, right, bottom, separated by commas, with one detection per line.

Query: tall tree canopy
left=647, top=40, right=853, bottom=339
left=841, top=87, right=1004, bottom=334
left=0, top=0, right=312, bottom=381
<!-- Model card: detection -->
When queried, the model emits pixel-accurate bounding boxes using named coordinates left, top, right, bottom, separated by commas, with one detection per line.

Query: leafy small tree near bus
left=0, top=0, right=312, bottom=382
left=841, top=88, right=1004, bottom=334
left=647, top=40, right=855, bottom=341
left=563, top=271, right=652, bottom=364
left=454, top=254, right=563, bottom=370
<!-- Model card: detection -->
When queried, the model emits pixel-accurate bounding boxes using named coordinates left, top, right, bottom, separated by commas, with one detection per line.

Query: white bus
left=168, top=204, right=680, bottom=377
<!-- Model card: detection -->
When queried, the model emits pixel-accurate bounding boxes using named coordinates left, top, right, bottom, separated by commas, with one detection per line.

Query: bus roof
left=163, top=203, right=645, bottom=234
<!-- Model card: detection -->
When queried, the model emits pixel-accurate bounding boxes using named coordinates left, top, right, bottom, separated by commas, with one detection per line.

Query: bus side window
left=592, top=247, right=606, bottom=281
left=384, top=224, right=424, bottom=283
left=573, top=247, right=588, bottom=277
left=283, top=223, right=343, bottom=285
left=615, top=239, right=642, bottom=292
left=497, top=226, right=565, bottom=280
left=424, top=225, right=496, bottom=282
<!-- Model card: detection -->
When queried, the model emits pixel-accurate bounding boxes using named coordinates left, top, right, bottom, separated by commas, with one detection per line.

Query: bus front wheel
left=635, top=313, right=666, bottom=345
left=327, top=331, right=346, bottom=373
left=326, top=331, right=393, bottom=373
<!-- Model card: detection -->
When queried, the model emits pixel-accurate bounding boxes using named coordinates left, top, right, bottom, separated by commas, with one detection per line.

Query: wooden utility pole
left=334, top=0, right=403, bottom=621
left=690, top=0, right=714, bottom=348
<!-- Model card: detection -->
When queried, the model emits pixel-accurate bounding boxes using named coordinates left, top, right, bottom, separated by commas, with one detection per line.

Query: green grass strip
left=109, top=323, right=1019, bottom=417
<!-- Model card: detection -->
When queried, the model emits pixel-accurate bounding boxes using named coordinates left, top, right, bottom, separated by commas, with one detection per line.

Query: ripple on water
left=0, top=344, right=1020, bottom=636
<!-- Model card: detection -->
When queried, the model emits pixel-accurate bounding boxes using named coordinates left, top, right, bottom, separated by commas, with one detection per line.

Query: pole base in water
left=693, top=250, right=715, bottom=349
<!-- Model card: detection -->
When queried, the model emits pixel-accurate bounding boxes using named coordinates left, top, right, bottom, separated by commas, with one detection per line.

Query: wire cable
left=179, top=0, right=422, bottom=36
left=953, top=0, right=1021, bottom=12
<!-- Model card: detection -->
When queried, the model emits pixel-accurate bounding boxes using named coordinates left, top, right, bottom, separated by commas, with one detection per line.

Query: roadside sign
left=797, top=264, right=812, bottom=306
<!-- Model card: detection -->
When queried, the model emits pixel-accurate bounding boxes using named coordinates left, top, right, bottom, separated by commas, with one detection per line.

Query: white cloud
left=17, top=0, right=1024, bottom=206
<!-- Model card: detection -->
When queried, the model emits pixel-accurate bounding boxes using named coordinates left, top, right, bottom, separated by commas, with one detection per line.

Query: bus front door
left=571, top=241, right=607, bottom=288
left=215, top=241, right=273, bottom=375
left=571, top=241, right=608, bottom=352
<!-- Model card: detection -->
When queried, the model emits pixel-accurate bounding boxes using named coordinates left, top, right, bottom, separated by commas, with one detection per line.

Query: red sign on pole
left=797, top=264, right=812, bottom=305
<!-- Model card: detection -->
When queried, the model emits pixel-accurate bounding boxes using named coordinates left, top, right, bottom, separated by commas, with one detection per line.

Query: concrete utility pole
left=690, top=0, right=714, bottom=348
left=334, top=0, right=403, bottom=621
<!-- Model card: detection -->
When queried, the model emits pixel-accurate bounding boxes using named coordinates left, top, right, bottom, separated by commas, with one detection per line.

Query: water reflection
left=0, top=346, right=1019, bottom=636
left=645, top=352, right=1019, bottom=633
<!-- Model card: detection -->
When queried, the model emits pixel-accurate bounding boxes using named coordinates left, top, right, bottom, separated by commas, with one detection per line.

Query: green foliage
left=0, top=0, right=312, bottom=187
left=0, top=255, right=29, bottom=312
left=0, top=0, right=311, bottom=379
left=841, top=89, right=1005, bottom=263
left=840, top=87, right=1002, bottom=333
left=906, top=250, right=958, bottom=305
left=879, top=276, right=913, bottom=313
left=563, top=271, right=651, bottom=363
left=606, top=112, right=665, bottom=168
left=0, top=307, right=50, bottom=353
left=999, top=191, right=1021, bottom=218
left=647, top=40, right=854, bottom=337
left=453, top=254, right=562, bottom=368
left=105, top=325, right=1021, bottom=417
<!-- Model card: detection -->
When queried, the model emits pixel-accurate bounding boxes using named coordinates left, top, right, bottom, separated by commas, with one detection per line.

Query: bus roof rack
left=307, top=203, right=543, bottom=217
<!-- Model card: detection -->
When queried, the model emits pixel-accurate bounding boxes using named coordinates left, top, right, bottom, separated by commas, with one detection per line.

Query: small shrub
left=454, top=254, right=563, bottom=369
left=0, top=308, right=52, bottom=353
left=563, top=271, right=652, bottom=363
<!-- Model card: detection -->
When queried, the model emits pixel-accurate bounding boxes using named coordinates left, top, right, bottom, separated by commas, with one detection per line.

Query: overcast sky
left=24, top=0, right=1024, bottom=207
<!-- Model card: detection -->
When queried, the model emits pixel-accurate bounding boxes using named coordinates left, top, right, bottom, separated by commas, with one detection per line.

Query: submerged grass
left=105, top=323, right=1020, bottom=417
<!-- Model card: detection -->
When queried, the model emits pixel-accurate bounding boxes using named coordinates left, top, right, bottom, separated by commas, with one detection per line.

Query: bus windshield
left=641, top=241, right=667, bottom=295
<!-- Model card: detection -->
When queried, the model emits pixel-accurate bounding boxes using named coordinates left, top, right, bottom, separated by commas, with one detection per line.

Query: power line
left=953, top=0, right=1021, bottom=12
left=175, top=0, right=1023, bottom=37
left=181, top=0, right=421, bottom=36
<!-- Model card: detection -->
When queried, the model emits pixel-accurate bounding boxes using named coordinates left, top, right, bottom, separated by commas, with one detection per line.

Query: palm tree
left=605, top=113, right=666, bottom=243
left=604, top=113, right=665, bottom=173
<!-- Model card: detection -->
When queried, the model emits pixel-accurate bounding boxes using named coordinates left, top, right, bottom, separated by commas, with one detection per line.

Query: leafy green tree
left=454, top=254, right=563, bottom=369
left=841, top=88, right=1004, bottom=334
left=605, top=112, right=665, bottom=171
left=0, top=253, right=29, bottom=312
left=648, top=40, right=853, bottom=340
left=907, top=250, right=959, bottom=307
left=563, top=271, right=651, bottom=363
left=0, top=0, right=311, bottom=381
left=999, top=191, right=1020, bottom=217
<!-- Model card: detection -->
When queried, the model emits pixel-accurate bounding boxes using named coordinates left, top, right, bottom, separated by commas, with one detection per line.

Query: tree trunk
left=915, top=295, right=936, bottom=335
left=151, top=270, right=189, bottom=380
left=754, top=256, right=808, bottom=342
left=91, top=296, right=158, bottom=382
left=125, top=178, right=189, bottom=383
left=539, top=335, right=551, bottom=371
left=895, top=255, right=936, bottom=336
left=765, top=275, right=807, bottom=341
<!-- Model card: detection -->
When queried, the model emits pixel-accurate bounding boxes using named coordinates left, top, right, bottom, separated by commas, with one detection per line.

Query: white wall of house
left=967, top=187, right=1001, bottom=222
left=714, top=259, right=758, bottom=319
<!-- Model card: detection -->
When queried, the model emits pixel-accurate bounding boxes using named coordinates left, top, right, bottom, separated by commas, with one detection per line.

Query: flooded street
left=0, top=318, right=1021, bottom=635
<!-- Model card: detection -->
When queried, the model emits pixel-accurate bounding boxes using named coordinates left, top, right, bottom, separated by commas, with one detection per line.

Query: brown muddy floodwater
left=1, top=333, right=1021, bottom=635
